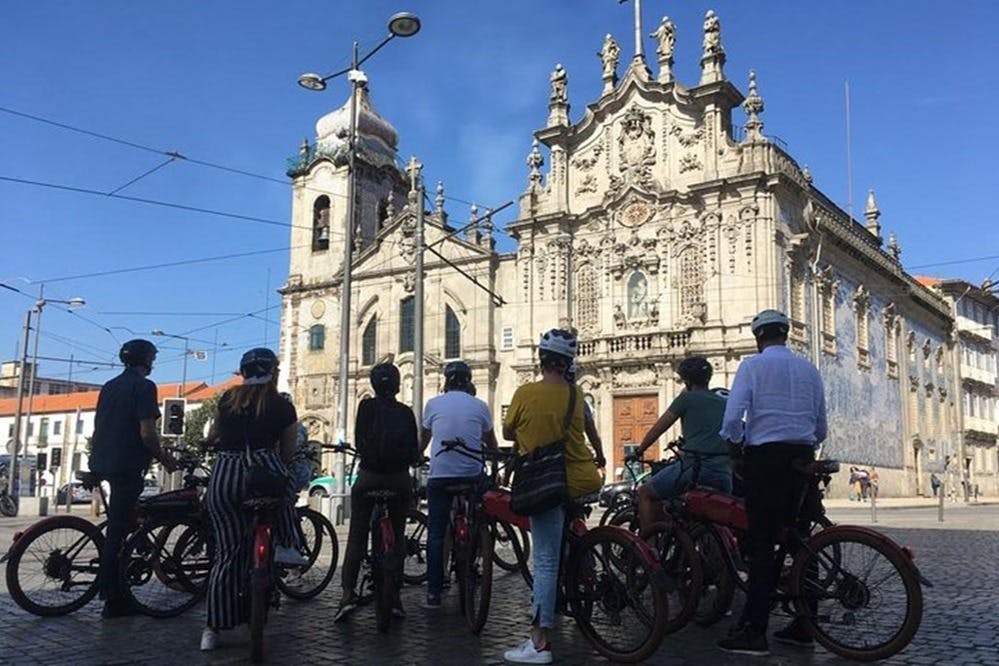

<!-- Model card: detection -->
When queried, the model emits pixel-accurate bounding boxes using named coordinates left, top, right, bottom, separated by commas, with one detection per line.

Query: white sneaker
left=275, top=546, right=309, bottom=567
left=200, top=628, right=219, bottom=651
left=503, top=638, right=553, bottom=664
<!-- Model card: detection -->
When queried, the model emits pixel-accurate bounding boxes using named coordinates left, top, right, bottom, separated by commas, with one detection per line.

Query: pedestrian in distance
left=717, top=310, right=827, bottom=656
left=420, top=360, right=499, bottom=609
left=501, top=328, right=602, bottom=665
left=200, top=348, right=305, bottom=651
left=89, top=339, right=179, bottom=619
left=930, top=473, right=941, bottom=498
left=870, top=467, right=880, bottom=500
left=334, top=362, right=420, bottom=623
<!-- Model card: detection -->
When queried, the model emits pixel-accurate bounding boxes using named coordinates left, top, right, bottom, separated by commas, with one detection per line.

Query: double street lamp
left=297, top=11, right=421, bottom=517
left=10, top=289, right=86, bottom=512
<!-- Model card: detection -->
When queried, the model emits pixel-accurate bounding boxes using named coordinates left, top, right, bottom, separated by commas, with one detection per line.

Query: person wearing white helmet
left=717, top=309, right=827, bottom=656
left=501, top=329, right=601, bottom=664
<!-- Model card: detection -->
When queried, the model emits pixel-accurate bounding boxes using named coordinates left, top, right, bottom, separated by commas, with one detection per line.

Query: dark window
left=309, top=324, right=325, bottom=351
left=76, top=419, right=84, bottom=435
left=53, top=421, right=62, bottom=436
left=362, top=318, right=377, bottom=366
left=400, top=297, right=415, bottom=353
left=312, top=196, right=330, bottom=251
left=445, top=306, right=461, bottom=359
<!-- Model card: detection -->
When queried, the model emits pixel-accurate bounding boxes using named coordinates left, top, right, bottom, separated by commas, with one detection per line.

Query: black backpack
left=357, top=397, right=418, bottom=474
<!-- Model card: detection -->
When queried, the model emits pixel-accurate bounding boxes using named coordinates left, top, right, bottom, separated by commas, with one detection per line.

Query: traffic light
left=50, top=447, right=62, bottom=469
left=36, top=452, right=47, bottom=470
left=162, top=398, right=187, bottom=437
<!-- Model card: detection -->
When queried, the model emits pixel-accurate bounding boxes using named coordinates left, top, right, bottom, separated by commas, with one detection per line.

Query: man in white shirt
left=717, top=309, right=827, bottom=656
left=420, top=360, right=498, bottom=609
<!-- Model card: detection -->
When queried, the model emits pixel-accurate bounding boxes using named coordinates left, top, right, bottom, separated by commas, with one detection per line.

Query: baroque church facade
left=280, top=11, right=956, bottom=496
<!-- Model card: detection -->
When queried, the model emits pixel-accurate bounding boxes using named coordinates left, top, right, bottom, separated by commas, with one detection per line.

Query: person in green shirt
left=629, top=356, right=732, bottom=531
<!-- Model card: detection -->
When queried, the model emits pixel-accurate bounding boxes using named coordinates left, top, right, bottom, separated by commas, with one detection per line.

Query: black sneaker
left=774, top=619, right=814, bottom=647
left=718, top=627, right=770, bottom=656
left=333, top=596, right=358, bottom=623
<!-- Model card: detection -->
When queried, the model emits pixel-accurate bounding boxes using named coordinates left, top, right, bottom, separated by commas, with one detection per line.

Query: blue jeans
left=426, top=475, right=485, bottom=597
left=646, top=459, right=732, bottom=499
left=529, top=503, right=565, bottom=629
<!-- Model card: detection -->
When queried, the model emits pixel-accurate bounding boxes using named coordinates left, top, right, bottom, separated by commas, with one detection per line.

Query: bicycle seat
left=795, top=460, right=840, bottom=476
left=364, top=489, right=398, bottom=500
left=75, top=471, right=100, bottom=490
left=241, top=497, right=285, bottom=511
left=442, top=483, right=478, bottom=495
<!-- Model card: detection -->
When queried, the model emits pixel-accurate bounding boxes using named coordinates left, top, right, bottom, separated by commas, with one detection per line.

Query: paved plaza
left=1, top=505, right=997, bottom=665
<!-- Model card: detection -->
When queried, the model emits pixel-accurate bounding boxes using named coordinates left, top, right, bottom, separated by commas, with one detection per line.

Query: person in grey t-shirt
left=420, top=361, right=498, bottom=608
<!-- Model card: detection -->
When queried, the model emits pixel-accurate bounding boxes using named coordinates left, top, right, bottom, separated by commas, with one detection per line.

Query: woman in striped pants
left=201, top=348, right=303, bottom=651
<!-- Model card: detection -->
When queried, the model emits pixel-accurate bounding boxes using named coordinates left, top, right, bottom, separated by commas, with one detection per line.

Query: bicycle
left=2, top=447, right=205, bottom=617
left=443, top=438, right=669, bottom=663
left=681, top=457, right=928, bottom=661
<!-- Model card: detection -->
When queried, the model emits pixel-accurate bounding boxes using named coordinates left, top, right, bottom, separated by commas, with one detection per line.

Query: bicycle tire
left=249, top=571, right=268, bottom=663
left=687, top=523, right=735, bottom=627
left=277, top=507, right=338, bottom=600
left=119, top=516, right=208, bottom=618
left=790, top=526, right=923, bottom=662
left=0, top=494, right=16, bottom=517
left=599, top=492, right=635, bottom=526
left=644, top=521, right=703, bottom=634
left=566, top=526, right=668, bottom=663
left=491, top=521, right=528, bottom=573
left=464, top=522, right=494, bottom=635
left=402, top=508, right=428, bottom=585
left=5, top=515, right=104, bottom=617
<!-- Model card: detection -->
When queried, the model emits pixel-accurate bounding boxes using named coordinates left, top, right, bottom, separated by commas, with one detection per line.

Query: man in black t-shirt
left=90, top=339, right=178, bottom=618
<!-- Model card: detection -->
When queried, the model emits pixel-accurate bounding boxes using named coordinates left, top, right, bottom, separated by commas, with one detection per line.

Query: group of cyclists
left=84, top=306, right=827, bottom=662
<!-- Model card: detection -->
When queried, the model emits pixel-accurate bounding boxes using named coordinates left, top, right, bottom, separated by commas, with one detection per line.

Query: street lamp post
left=298, top=11, right=421, bottom=521
left=9, top=289, right=86, bottom=513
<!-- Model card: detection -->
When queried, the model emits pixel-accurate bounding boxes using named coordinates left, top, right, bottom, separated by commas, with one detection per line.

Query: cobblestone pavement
left=1, top=518, right=997, bottom=665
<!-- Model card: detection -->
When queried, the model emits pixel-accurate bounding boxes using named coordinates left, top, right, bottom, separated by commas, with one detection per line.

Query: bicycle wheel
left=687, top=523, right=735, bottom=627
left=401, top=508, right=428, bottom=585
left=1, top=494, right=16, bottom=517
left=567, top=526, right=668, bottom=663
left=5, top=516, right=103, bottom=616
left=463, top=522, right=494, bottom=635
left=492, top=521, right=528, bottom=573
left=277, top=507, right=338, bottom=600
left=607, top=507, right=640, bottom=534
left=644, top=521, right=702, bottom=634
left=790, top=527, right=923, bottom=662
left=599, top=492, right=635, bottom=526
left=120, top=516, right=209, bottom=618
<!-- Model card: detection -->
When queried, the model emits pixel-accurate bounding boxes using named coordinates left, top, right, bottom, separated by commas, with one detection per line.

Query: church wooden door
left=612, top=395, right=659, bottom=480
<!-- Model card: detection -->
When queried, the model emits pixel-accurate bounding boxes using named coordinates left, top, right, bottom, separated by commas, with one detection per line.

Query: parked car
left=308, top=471, right=358, bottom=497
left=55, top=482, right=93, bottom=505
left=139, top=478, right=161, bottom=499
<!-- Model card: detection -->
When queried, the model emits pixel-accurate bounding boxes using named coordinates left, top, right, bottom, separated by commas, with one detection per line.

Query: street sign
left=193, top=350, right=208, bottom=361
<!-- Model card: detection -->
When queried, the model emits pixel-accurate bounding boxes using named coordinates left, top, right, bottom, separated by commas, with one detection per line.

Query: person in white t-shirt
left=420, top=360, right=498, bottom=609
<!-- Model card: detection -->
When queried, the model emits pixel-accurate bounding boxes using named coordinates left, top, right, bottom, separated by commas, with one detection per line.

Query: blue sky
left=2, top=0, right=997, bottom=387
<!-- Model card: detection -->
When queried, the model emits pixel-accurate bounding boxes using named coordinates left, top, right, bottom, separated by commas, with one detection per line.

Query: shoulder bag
left=510, top=385, right=576, bottom=516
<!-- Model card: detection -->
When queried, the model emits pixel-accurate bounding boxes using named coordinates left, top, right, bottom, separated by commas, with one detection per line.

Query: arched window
left=399, top=297, right=415, bottom=353
left=576, top=264, right=598, bottom=332
left=362, top=318, right=377, bottom=366
left=308, top=324, right=325, bottom=351
left=312, top=196, right=330, bottom=251
left=627, top=271, right=648, bottom=319
left=444, top=306, right=461, bottom=359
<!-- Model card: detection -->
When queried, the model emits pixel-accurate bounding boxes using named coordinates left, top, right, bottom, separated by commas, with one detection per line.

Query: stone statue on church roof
left=549, top=64, right=568, bottom=105
left=651, top=16, right=676, bottom=60
left=599, top=34, right=620, bottom=82
left=703, top=10, right=723, bottom=57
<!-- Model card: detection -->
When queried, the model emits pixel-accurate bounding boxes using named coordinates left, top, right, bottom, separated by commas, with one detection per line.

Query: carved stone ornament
left=679, top=154, right=703, bottom=173
left=397, top=234, right=417, bottom=264
left=310, top=300, right=326, bottom=319
left=619, top=200, right=654, bottom=228
left=609, top=229, right=661, bottom=278
left=611, top=365, right=659, bottom=388
left=401, top=271, right=416, bottom=293
left=608, top=107, right=658, bottom=196
left=670, top=123, right=703, bottom=148
left=613, top=305, right=626, bottom=329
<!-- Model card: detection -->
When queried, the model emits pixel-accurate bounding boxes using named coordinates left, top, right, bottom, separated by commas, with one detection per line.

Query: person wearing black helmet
left=717, top=310, right=827, bottom=656
left=628, top=356, right=732, bottom=532
left=420, top=360, right=498, bottom=608
left=335, top=362, right=420, bottom=623
left=200, top=348, right=304, bottom=651
left=90, top=339, right=178, bottom=619
left=501, top=329, right=601, bottom=664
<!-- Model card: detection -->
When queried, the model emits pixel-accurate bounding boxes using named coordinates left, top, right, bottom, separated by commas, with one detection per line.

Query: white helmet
left=750, top=309, right=790, bottom=337
left=539, top=329, right=577, bottom=364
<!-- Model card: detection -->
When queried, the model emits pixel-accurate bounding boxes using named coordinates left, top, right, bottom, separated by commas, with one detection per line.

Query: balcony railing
left=577, top=331, right=691, bottom=359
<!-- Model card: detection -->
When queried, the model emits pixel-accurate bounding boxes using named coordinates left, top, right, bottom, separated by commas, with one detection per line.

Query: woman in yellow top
left=501, top=329, right=602, bottom=665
